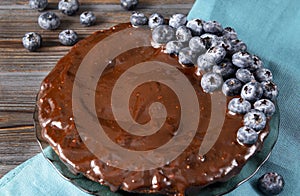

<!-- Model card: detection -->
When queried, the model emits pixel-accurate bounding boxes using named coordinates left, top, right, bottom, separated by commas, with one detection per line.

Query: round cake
left=37, top=20, right=277, bottom=195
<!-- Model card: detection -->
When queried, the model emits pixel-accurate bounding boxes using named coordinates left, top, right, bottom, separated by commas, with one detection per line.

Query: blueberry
left=176, top=26, right=192, bottom=42
left=120, top=0, right=139, bottom=10
left=243, top=109, right=266, bottom=131
left=29, top=0, right=48, bottom=11
left=254, top=99, right=276, bottom=117
left=261, top=81, right=279, bottom=101
left=189, top=37, right=206, bottom=53
left=241, top=81, right=264, bottom=102
left=237, top=126, right=258, bottom=145
left=80, top=11, right=96, bottom=26
left=58, top=29, right=78, bottom=46
left=236, top=68, right=254, bottom=83
left=22, top=32, right=42, bottom=52
left=228, top=98, right=251, bottom=114
left=228, top=39, right=247, bottom=55
left=197, top=54, right=216, bottom=72
left=178, top=47, right=198, bottom=66
left=254, top=68, right=273, bottom=82
left=152, top=25, right=175, bottom=44
left=222, top=27, right=238, bottom=40
left=213, top=58, right=237, bottom=80
left=232, top=51, right=253, bottom=68
left=58, top=0, right=79, bottom=16
left=206, top=45, right=226, bottom=64
left=38, top=12, right=60, bottom=30
left=203, top=20, right=223, bottom=35
left=200, top=33, right=221, bottom=49
left=248, top=55, right=263, bottom=72
left=148, top=13, right=164, bottom=29
left=169, top=14, right=187, bottom=28
left=186, top=18, right=204, bottom=36
left=222, top=78, right=243, bottom=96
left=257, top=172, right=284, bottom=195
left=130, top=12, right=148, bottom=27
left=165, top=41, right=186, bottom=55
left=200, top=72, right=223, bottom=93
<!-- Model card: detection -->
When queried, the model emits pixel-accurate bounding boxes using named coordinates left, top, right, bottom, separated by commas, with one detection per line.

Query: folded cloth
left=1, top=0, right=299, bottom=195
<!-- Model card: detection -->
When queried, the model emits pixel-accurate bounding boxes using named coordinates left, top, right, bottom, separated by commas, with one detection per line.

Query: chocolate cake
left=37, top=21, right=276, bottom=195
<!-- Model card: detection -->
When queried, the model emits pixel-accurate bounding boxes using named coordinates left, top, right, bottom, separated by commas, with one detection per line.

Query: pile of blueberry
left=129, top=12, right=278, bottom=146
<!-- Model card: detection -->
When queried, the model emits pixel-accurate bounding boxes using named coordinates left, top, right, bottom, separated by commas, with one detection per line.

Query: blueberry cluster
left=130, top=12, right=278, bottom=145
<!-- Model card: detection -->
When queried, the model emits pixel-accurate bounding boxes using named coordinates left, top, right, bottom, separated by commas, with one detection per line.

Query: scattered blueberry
left=29, top=0, right=48, bottom=11
left=213, top=58, right=237, bottom=80
left=165, top=41, right=186, bottom=55
left=200, top=33, right=221, bottom=49
left=261, top=81, right=279, bottom=101
left=232, top=51, right=253, bottom=68
left=58, top=29, right=78, bottom=46
left=236, top=68, right=254, bottom=83
left=175, top=26, right=192, bottom=42
left=80, top=11, right=96, bottom=26
left=130, top=12, right=148, bottom=27
left=228, top=98, right=251, bottom=114
left=189, top=36, right=206, bottom=53
left=243, top=109, right=266, bottom=131
left=120, top=0, right=139, bottom=10
left=22, top=32, right=42, bottom=52
left=206, top=45, right=226, bottom=64
left=58, top=0, right=79, bottom=16
left=241, top=81, right=264, bottom=102
left=197, top=54, right=216, bottom=72
left=254, top=68, right=273, bottom=82
left=186, top=18, right=204, bottom=36
left=237, top=126, right=258, bottom=145
left=248, top=55, right=263, bottom=72
left=254, top=99, right=276, bottom=117
left=257, top=172, right=284, bottom=195
left=152, top=25, right=175, bottom=44
left=222, top=78, right=243, bottom=96
left=38, top=12, right=60, bottom=30
left=178, top=47, right=198, bottom=66
left=148, top=13, right=164, bottom=29
left=169, top=14, right=187, bottom=28
left=200, top=72, right=223, bottom=93
left=203, top=20, right=223, bottom=35
left=228, top=39, right=247, bottom=55
left=222, top=27, right=238, bottom=40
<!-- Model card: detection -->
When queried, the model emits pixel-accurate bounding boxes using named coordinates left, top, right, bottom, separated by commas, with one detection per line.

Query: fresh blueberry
left=241, top=81, right=264, bottom=102
left=222, top=27, right=238, bottom=40
left=186, top=18, right=204, bottom=36
left=148, top=13, right=164, bottom=29
left=22, top=32, right=42, bottom=52
left=189, top=36, right=206, bottom=53
left=165, top=41, right=186, bottom=55
left=58, top=0, right=79, bottom=16
left=228, top=98, right=251, bottom=114
left=80, top=11, right=96, bottom=26
left=178, top=47, right=198, bottom=66
left=243, top=109, right=266, bottom=131
left=130, top=12, right=148, bottom=27
left=248, top=55, right=263, bottom=72
left=222, top=78, right=243, bottom=96
left=197, top=54, right=216, bottom=72
left=213, top=58, right=237, bottom=80
left=254, top=68, right=273, bottom=82
left=232, top=51, right=253, bottom=68
left=236, top=68, right=254, bottom=83
left=206, top=45, right=226, bottom=64
left=38, top=12, right=60, bottom=30
left=237, top=126, right=258, bottom=145
left=58, top=29, right=78, bottom=46
left=227, top=39, right=247, bottom=55
left=29, top=0, right=48, bottom=11
left=254, top=99, right=276, bottom=117
left=169, top=14, right=187, bottom=28
left=175, top=26, right=192, bottom=42
left=120, top=0, right=139, bottom=10
left=200, top=33, right=221, bottom=49
left=261, top=81, right=279, bottom=101
left=200, top=72, right=223, bottom=93
left=257, top=172, right=284, bottom=195
left=152, top=25, right=175, bottom=44
left=203, top=20, right=223, bottom=35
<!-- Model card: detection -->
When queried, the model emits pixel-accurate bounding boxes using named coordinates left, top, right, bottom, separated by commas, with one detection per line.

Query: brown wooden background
left=0, top=0, right=194, bottom=177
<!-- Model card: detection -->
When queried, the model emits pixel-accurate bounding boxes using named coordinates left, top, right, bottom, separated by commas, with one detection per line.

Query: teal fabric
left=1, top=0, right=299, bottom=195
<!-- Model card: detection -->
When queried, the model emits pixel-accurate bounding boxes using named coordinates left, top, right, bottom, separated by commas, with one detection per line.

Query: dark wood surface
left=0, top=0, right=194, bottom=177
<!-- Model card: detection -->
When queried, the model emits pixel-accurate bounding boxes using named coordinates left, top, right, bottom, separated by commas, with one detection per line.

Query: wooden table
left=0, top=0, right=194, bottom=177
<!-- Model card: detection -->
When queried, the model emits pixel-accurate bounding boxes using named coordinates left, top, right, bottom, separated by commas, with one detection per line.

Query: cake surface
left=37, top=23, right=271, bottom=195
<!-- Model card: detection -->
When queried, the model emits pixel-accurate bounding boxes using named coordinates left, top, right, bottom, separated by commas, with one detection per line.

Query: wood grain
left=0, top=1, right=194, bottom=178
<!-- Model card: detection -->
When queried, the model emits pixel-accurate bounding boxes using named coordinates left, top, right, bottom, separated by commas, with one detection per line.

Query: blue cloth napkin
left=1, top=0, right=300, bottom=195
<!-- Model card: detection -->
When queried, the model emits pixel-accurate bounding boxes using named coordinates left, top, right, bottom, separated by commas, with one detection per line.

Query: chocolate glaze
left=37, top=23, right=270, bottom=195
